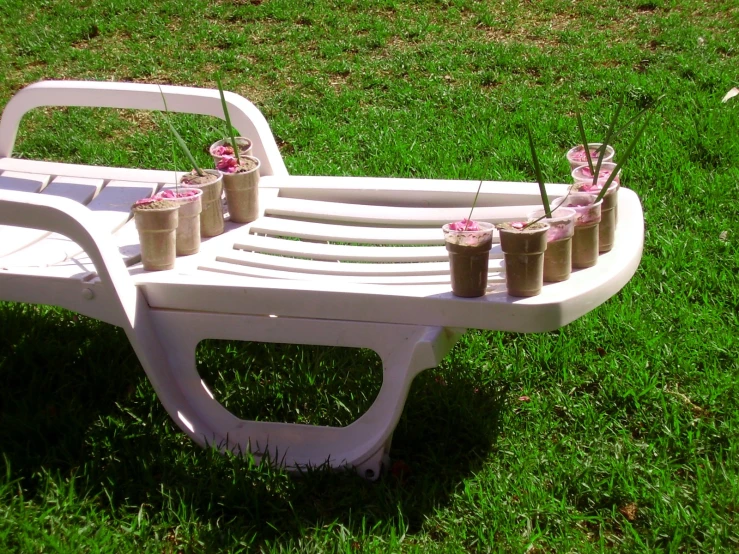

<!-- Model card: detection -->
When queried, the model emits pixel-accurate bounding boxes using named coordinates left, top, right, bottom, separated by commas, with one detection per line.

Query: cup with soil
left=154, top=187, right=204, bottom=256
left=133, top=198, right=179, bottom=271
left=556, top=193, right=602, bottom=268
left=216, top=155, right=261, bottom=224
left=209, top=137, right=253, bottom=165
left=179, top=169, right=224, bottom=237
left=526, top=207, right=576, bottom=283
left=571, top=162, right=621, bottom=190
left=566, top=143, right=615, bottom=171
left=572, top=162, right=620, bottom=252
left=442, top=219, right=494, bottom=298
left=496, top=221, right=550, bottom=297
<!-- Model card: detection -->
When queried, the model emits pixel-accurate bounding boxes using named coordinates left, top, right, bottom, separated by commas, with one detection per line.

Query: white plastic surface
left=0, top=81, right=645, bottom=478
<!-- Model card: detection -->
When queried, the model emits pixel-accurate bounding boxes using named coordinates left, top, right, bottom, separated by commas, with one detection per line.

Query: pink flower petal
left=216, top=155, right=239, bottom=173
left=213, top=145, right=234, bottom=156
left=448, top=218, right=481, bottom=231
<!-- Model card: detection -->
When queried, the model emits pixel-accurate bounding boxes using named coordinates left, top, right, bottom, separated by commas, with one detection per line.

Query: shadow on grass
left=0, top=302, right=506, bottom=548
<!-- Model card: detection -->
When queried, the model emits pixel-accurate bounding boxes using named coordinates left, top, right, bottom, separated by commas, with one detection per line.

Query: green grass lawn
left=1, top=0, right=738, bottom=552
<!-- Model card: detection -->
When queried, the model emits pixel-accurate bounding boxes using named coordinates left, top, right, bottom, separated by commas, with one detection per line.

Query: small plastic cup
left=571, top=162, right=621, bottom=189
left=527, top=207, right=576, bottom=282
left=210, top=137, right=253, bottom=163
left=497, top=221, right=550, bottom=297
left=572, top=162, right=620, bottom=252
left=566, top=143, right=615, bottom=171
left=553, top=193, right=602, bottom=268
left=442, top=222, right=494, bottom=297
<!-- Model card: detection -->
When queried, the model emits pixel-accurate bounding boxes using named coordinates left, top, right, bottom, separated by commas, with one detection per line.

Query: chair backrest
left=0, top=80, right=289, bottom=177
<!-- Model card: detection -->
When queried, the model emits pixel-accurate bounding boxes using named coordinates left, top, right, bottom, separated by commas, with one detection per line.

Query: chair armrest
left=0, top=80, right=288, bottom=177
left=0, top=189, right=137, bottom=310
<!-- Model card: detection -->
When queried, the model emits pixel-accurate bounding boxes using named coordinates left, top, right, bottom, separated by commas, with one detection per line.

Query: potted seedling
left=157, top=87, right=223, bottom=239
left=210, top=137, right=253, bottom=163
left=565, top=96, right=662, bottom=171
left=566, top=142, right=615, bottom=171
left=566, top=99, right=658, bottom=255
left=496, top=124, right=564, bottom=296
left=560, top=192, right=602, bottom=268
left=133, top=197, right=179, bottom=271
left=442, top=181, right=495, bottom=297
left=214, top=77, right=261, bottom=224
left=571, top=162, right=619, bottom=252
left=152, top=187, right=203, bottom=256
left=497, top=217, right=550, bottom=297
left=179, top=165, right=224, bottom=238
left=209, top=80, right=253, bottom=164
left=521, top=125, right=577, bottom=284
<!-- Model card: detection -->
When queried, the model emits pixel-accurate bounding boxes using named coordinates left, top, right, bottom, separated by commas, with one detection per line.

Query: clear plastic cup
left=442, top=221, right=494, bottom=297
left=566, top=143, right=615, bottom=171
left=553, top=193, right=602, bottom=268
left=527, top=207, right=576, bottom=282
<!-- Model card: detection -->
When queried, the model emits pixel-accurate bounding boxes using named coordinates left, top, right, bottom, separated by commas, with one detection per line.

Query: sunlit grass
left=1, top=0, right=738, bottom=551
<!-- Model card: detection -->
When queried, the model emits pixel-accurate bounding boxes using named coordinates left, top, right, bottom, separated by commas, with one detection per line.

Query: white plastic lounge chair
left=0, top=81, right=644, bottom=479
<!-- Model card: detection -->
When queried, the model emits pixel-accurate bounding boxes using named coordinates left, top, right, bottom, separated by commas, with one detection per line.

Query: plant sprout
left=526, top=124, right=551, bottom=218
left=158, top=86, right=204, bottom=177
left=575, top=96, right=662, bottom=203
left=593, top=109, right=655, bottom=203
left=461, top=179, right=485, bottom=230
left=216, top=75, right=241, bottom=166
left=575, top=106, right=594, bottom=175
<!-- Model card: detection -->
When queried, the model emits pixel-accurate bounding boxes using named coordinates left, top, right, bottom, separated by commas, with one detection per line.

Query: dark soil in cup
left=572, top=223, right=599, bottom=268
left=601, top=190, right=617, bottom=211
left=180, top=171, right=219, bottom=186
left=498, top=222, right=549, bottom=297
left=235, top=157, right=259, bottom=173
left=133, top=200, right=177, bottom=211
left=445, top=237, right=493, bottom=298
left=498, top=222, right=548, bottom=251
left=599, top=208, right=616, bottom=253
left=543, top=237, right=572, bottom=282
left=503, top=252, right=546, bottom=296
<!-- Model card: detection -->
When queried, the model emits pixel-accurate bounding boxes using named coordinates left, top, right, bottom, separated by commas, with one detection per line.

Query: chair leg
left=128, top=307, right=463, bottom=477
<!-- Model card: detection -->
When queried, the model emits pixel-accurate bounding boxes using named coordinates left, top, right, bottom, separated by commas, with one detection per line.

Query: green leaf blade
left=527, top=124, right=551, bottom=218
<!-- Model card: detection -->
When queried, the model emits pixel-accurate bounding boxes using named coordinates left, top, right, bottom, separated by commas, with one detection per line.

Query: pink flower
left=580, top=167, right=612, bottom=183
left=134, top=196, right=157, bottom=206
left=511, top=221, right=525, bottom=230
left=154, top=189, right=200, bottom=200
left=571, top=147, right=602, bottom=162
left=216, top=155, right=239, bottom=174
left=213, top=145, right=234, bottom=157
left=448, top=218, right=480, bottom=231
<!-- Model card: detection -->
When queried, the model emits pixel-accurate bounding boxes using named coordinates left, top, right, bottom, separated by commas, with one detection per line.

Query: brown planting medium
left=445, top=237, right=494, bottom=297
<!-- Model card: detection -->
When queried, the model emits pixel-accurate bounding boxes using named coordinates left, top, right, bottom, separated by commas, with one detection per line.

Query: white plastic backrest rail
left=0, top=80, right=288, bottom=177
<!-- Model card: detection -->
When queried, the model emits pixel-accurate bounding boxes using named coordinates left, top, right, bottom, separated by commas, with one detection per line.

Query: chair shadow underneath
left=0, top=302, right=507, bottom=549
